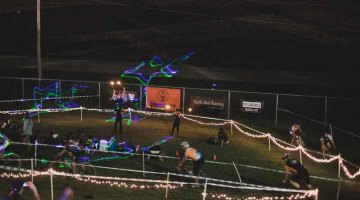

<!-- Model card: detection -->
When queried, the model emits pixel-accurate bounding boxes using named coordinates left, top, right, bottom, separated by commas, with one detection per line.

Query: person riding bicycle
left=281, top=153, right=312, bottom=189
left=0, top=132, right=11, bottom=159
left=177, top=141, right=205, bottom=187
left=289, top=123, right=304, bottom=146
left=320, top=132, right=336, bottom=159
left=54, top=136, right=85, bottom=173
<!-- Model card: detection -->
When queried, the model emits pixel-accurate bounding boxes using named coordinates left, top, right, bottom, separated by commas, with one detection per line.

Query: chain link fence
left=0, top=77, right=359, bottom=163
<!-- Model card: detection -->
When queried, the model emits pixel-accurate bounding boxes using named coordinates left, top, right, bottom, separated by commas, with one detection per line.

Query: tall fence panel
left=0, top=78, right=23, bottom=111
left=230, top=91, right=277, bottom=131
left=184, top=88, right=229, bottom=119
left=60, top=80, right=99, bottom=109
left=277, top=95, right=326, bottom=147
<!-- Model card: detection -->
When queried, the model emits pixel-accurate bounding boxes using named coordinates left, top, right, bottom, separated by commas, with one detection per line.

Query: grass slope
left=1, top=111, right=360, bottom=199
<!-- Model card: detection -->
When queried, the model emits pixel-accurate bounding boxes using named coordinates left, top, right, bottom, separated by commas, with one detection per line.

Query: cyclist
left=320, top=132, right=336, bottom=159
left=54, top=136, right=85, bottom=173
left=177, top=141, right=205, bottom=187
left=0, top=132, right=11, bottom=159
left=289, top=123, right=304, bottom=146
left=281, top=153, right=312, bottom=189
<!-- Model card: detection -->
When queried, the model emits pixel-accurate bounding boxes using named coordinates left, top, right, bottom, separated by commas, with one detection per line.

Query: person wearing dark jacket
left=170, top=110, right=181, bottom=136
left=281, top=153, right=312, bottom=189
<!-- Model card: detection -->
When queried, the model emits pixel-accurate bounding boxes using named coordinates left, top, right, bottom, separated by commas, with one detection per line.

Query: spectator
left=281, top=153, right=312, bottom=189
left=57, top=187, right=74, bottom=200
left=207, top=128, right=229, bottom=146
left=217, top=127, right=229, bottom=146
left=114, top=103, right=126, bottom=134
left=170, top=110, right=181, bottom=136
left=2, top=181, right=41, bottom=200
left=1, top=119, right=19, bottom=141
left=22, top=113, right=34, bottom=150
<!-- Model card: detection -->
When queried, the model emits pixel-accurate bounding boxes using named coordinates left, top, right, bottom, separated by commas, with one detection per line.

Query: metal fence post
left=98, top=82, right=101, bottom=109
left=50, top=169, right=54, bottom=200
left=59, top=80, right=62, bottom=94
left=275, top=94, right=279, bottom=127
left=142, top=151, right=145, bottom=177
left=227, top=90, right=231, bottom=120
left=139, top=85, right=143, bottom=111
left=165, top=172, right=170, bottom=199
left=22, top=78, right=25, bottom=99
left=202, top=178, right=208, bottom=200
left=182, top=87, right=185, bottom=113
left=324, top=97, right=328, bottom=126
left=336, top=178, right=341, bottom=200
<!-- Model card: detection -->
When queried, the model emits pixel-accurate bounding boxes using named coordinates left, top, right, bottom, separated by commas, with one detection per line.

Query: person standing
left=22, top=113, right=34, bottom=150
left=170, top=110, right=181, bottom=136
left=114, top=103, right=125, bottom=134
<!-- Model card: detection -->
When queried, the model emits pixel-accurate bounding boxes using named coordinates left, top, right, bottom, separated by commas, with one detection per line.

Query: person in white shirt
left=22, top=113, right=34, bottom=150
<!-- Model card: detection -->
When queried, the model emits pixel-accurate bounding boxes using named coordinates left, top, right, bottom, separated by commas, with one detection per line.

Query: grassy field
left=1, top=111, right=360, bottom=199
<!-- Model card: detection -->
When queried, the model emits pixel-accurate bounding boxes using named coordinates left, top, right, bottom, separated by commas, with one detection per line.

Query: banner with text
left=146, top=86, right=181, bottom=110
left=241, top=100, right=263, bottom=113
left=191, top=96, right=225, bottom=110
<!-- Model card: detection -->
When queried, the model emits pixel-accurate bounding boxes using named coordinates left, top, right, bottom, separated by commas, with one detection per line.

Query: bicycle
left=49, top=146, right=96, bottom=175
left=291, top=134, right=305, bottom=147
left=176, top=165, right=206, bottom=177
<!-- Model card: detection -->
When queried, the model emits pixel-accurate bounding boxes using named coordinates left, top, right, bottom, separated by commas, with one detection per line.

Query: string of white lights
left=233, top=121, right=268, bottom=135
left=181, top=115, right=230, bottom=126
left=0, top=95, right=99, bottom=103
left=232, top=123, right=268, bottom=138
left=339, top=158, right=360, bottom=179
left=1, top=106, right=359, bottom=178
left=0, top=168, right=318, bottom=199
left=208, top=192, right=313, bottom=200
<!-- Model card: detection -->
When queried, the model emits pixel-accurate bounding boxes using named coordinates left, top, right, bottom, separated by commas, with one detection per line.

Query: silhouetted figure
left=114, top=104, right=125, bottom=134
left=170, top=110, right=181, bottom=136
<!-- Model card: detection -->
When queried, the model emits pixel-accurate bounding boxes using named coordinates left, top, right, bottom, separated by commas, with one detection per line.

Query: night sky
left=0, top=0, right=359, bottom=96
